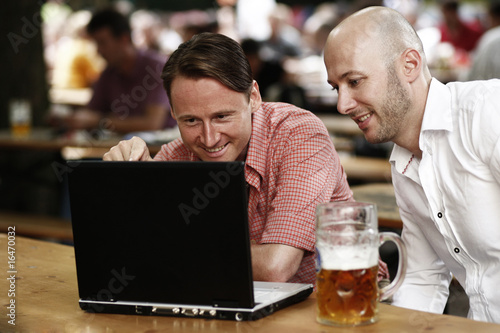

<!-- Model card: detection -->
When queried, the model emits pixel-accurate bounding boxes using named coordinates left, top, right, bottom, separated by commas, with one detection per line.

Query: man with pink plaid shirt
left=104, top=32, right=389, bottom=285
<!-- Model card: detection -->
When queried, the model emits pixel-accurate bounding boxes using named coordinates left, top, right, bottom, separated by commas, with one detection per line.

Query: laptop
left=67, top=160, right=313, bottom=321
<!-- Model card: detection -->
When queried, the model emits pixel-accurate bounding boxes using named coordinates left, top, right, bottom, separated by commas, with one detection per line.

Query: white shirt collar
left=419, top=78, right=453, bottom=140
left=390, top=78, right=452, bottom=173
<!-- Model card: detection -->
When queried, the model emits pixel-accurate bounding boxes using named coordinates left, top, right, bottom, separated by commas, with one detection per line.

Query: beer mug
left=9, top=99, right=32, bottom=139
left=315, top=202, right=407, bottom=327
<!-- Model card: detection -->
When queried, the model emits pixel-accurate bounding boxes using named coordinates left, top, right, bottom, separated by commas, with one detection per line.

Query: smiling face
left=170, top=76, right=261, bottom=162
left=324, top=18, right=412, bottom=145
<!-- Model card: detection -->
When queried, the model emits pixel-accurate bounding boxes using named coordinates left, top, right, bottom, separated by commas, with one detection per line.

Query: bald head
left=327, top=6, right=425, bottom=68
left=323, top=6, right=431, bottom=153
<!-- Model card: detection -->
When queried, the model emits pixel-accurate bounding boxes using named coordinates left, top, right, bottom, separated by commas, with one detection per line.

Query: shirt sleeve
left=473, top=80, right=500, bottom=184
left=392, top=207, right=453, bottom=313
left=259, top=117, right=352, bottom=253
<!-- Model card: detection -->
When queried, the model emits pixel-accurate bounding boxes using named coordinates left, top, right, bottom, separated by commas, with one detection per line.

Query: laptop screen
left=68, top=161, right=255, bottom=309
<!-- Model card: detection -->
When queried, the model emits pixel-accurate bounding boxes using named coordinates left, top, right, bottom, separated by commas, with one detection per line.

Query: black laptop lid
left=68, top=161, right=254, bottom=308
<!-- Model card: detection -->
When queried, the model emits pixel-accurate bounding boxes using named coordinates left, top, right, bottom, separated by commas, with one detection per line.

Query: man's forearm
left=250, top=243, right=304, bottom=282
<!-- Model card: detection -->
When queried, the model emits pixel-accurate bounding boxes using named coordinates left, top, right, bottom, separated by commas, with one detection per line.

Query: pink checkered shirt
left=154, top=102, right=389, bottom=284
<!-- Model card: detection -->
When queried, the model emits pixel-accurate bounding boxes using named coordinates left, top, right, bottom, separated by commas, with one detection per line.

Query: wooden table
left=0, top=128, right=120, bottom=152
left=351, top=183, right=402, bottom=229
left=49, top=87, right=92, bottom=106
left=1, top=235, right=499, bottom=332
left=0, top=211, right=72, bottom=242
left=0, top=128, right=162, bottom=158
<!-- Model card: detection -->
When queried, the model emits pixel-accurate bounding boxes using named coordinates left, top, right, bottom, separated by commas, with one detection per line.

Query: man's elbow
left=257, top=266, right=294, bottom=282
left=251, top=244, right=304, bottom=282
left=256, top=259, right=301, bottom=282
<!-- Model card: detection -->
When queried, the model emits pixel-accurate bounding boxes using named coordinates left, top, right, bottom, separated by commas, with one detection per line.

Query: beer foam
left=317, top=245, right=378, bottom=270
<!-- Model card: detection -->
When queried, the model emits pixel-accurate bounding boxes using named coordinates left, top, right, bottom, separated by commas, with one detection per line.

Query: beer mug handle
left=378, top=232, right=407, bottom=301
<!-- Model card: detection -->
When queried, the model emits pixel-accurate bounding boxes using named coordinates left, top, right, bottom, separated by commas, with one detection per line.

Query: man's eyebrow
left=328, top=70, right=366, bottom=85
left=175, top=110, right=237, bottom=120
left=175, top=114, right=195, bottom=120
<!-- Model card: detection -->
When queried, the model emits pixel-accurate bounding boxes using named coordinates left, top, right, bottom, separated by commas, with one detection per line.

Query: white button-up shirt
left=391, top=78, right=500, bottom=323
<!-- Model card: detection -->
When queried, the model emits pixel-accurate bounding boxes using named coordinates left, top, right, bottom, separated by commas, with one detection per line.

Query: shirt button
left=437, top=212, right=443, bottom=218
left=454, top=248, right=460, bottom=254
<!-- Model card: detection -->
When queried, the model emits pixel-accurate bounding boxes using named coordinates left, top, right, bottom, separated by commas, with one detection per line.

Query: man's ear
left=401, top=48, right=422, bottom=83
left=250, top=80, right=262, bottom=113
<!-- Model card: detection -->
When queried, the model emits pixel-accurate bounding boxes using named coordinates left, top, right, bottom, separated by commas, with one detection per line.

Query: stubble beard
left=368, top=66, right=412, bottom=144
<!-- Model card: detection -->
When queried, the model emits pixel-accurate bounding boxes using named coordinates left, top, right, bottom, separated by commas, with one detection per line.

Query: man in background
left=438, top=0, right=483, bottom=53
left=467, top=2, right=500, bottom=80
left=60, top=8, right=175, bottom=134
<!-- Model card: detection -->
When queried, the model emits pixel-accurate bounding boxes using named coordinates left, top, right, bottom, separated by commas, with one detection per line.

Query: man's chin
left=364, top=133, right=388, bottom=145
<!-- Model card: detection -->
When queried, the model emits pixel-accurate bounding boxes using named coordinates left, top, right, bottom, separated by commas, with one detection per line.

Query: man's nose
left=201, top=122, right=219, bottom=147
left=336, top=89, right=357, bottom=115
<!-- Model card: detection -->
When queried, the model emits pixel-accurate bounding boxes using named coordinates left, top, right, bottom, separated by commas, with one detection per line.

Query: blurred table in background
left=340, top=155, right=392, bottom=183
left=351, top=182, right=402, bottom=229
left=0, top=128, right=120, bottom=153
left=49, top=87, right=92, bottom=106
left=317, top=114, right=362, bottom=137
left=0, top=128, right=164, bottom=159
left=0, top=211, right=72, bottom=242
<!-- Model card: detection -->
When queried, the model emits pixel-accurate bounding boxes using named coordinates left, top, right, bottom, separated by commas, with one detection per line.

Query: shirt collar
left=390, top=78, right=452, bottom=170
left=417, top=78, right=453, bottom=152
left=244, top=107, right=268, bottom=189
left=420, top=78, right=453, bottom=132
left=389, top=143, right=413, bottom=171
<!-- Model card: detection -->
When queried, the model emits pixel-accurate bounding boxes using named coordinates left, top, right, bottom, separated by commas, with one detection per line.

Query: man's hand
left=63, top=109, right=101, bottom=130
left=103, top=136, right=154, bottom=161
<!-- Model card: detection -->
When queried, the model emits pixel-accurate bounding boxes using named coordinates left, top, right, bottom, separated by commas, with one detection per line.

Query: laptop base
left=79, top=283, right=313, bottom=321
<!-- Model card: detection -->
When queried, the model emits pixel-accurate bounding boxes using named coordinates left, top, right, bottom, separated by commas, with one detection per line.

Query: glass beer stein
left=315, top=202, right=407, bottom=327
left=9, top=99, right=32, bottom=139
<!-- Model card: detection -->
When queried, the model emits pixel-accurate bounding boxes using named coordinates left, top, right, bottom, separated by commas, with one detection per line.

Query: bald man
left=324, top=6, right=500, bottom=323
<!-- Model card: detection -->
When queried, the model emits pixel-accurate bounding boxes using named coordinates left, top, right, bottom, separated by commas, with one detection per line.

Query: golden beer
left=11, top=122, right=31, bottom=139
left=316, top=202, right=407, bottom=327
left=316, top=265, right=379, bottom=326
left=9, top=99, right=31, bottom=139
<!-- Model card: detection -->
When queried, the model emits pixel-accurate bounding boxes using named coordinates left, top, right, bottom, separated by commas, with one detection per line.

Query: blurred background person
left=241, top=38, right=283, bottom=100
left=384, top=0, right=421, bottom=26
left=241, top=38, right=308, bottom=109
left=260, top=3, right=303, bottom=62
left=467, top=2, right=500, bottom=80
left=50, top=10, right=104, bottom=90
left=438, top=0, right=483, bottom=53
left=169, top=9, right=219, bottom=43
left=301, top=3, right=340, bottom=57
left=130, top=9, right=163, bottom=52
left=56, top=7, right=175, bottom=136
left=236, top=0, right=276, bottom=41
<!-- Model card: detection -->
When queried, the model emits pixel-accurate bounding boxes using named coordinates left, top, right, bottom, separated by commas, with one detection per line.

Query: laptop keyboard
left=254, top=290, right=272, bottom=299
left=254, top=287, right=290, bottom=303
